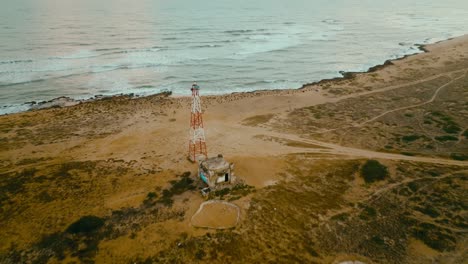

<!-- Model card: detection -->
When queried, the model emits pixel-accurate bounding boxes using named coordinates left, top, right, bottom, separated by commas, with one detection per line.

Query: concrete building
left=198, top=154, right=234, bottom=188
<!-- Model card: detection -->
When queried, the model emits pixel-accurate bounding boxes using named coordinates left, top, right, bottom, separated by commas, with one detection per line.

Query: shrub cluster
left=158, top=172, right=195, bottom=207
left=66, top=215, right=105, bottom=234
left=361, top=160, right=389, bottom=184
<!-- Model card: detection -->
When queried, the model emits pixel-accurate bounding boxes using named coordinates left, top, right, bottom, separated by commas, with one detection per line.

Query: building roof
left=200, top=156, right=230, bottom=172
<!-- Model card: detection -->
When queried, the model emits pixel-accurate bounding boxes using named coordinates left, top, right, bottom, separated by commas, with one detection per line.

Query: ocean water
left=1, top=0, right=467, bottom=114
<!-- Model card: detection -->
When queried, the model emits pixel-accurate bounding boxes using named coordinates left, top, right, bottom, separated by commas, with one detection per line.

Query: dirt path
left=325, top=169, right=468, bottom=233
left=231, top=67, right=468, bottom=166
left=367, top=170, right=468, bottom=203
left=328, top=68, right=467, bottom=104
left=332, top=69, right=467, bottom=144
left=252, top=129, right=468, bottom=166
left=354, top=70, right=467, bottom=128
left=305, top=68, right=468, bottom=135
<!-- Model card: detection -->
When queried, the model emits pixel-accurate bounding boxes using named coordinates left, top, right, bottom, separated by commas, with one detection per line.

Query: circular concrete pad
left=191, top=200, right=240, bottom=229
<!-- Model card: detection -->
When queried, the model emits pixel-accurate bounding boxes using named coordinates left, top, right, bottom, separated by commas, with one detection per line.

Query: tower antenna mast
left=188, top=82, right=208, bottom=162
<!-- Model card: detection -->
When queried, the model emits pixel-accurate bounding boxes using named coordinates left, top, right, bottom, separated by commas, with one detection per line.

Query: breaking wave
left=1, top=0, right=468, bottom=114
left=0, top=59, right=34, bottom=65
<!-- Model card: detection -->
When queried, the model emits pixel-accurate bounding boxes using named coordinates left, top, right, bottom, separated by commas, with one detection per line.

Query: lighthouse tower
left=188, top=82, right=208, bottom=162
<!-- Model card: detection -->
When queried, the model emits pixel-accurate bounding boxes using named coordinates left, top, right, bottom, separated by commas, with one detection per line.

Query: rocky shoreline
left=1, top=38, right=450, bottom=116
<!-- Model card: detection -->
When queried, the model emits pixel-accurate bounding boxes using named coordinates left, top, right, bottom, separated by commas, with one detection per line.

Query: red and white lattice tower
left=188, top=82, right=208, bottom=162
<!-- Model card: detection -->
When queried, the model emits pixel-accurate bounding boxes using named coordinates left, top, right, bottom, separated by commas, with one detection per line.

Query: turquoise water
left=1, top=0, right=467, bottom=114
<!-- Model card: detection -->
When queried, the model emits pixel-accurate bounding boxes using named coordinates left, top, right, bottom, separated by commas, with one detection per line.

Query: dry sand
left=191, top=200, right=240, bottom=229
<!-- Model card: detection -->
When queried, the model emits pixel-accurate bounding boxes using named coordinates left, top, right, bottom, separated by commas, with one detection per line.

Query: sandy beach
left=1, top=35, right=467, bottom=263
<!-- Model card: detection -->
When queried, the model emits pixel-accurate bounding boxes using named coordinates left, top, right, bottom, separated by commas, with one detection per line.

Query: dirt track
left=251, top=130, right=468, bottom=166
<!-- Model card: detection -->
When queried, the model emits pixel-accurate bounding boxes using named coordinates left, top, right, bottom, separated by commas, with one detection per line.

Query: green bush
left=158, top=189, right=174, bottom=207
left=208, top=184, right=255, bottom=200
left=66, top=215, right=105, bottom=234
left=195, top=249, right=206, bottom=260
left=146, top=192, right=157, bottom=199
left=361, top=160, right=388, bottom=183
left=423, top=120, right=432, bottom=124
left=169, top=176, right=195, bottom=195
left=36, top=233, right=76, bottom=260
left=427, top=111, right=461, bottom=134
left=443, top=124, right=461, bottom=134
left=370, top=235, right=385, bottom=245
left=359, top=206, right=377, bottom=220
left=416, top=206, right=440, bottom=218
left=401, top=135, right=422, bottom=142
left=412, top=223, right=456, bottom=251
left=450, top=153, right=467, bottom=161
left=331, top=212, right=349, bottom=221
left=435, top=135, right=458, bottom=142
left=143, top=192, right=158, bottom=206
left=157, top=173, right=195, bottom=207
left=230, top=184, right=255, bottom=196
left=214, top=188, right=230, bottom=197
left=408, top=182, right=419, bottom=192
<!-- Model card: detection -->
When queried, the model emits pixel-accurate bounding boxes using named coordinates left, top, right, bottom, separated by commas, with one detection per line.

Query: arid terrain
left=1, top=35, right=467, bottom=264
